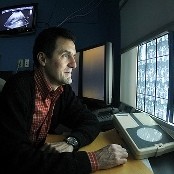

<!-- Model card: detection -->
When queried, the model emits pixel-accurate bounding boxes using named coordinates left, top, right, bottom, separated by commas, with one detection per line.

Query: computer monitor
left=81, top=42, right=113, bottom=108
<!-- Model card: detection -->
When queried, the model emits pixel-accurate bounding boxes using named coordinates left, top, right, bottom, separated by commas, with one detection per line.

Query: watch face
left=66, top=137, right=78, bottom=148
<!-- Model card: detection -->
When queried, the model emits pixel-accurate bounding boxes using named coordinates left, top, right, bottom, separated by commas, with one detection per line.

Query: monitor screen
left=0, top=3, right=37, bottom=36
left=81, top=42, right=113, bottom=107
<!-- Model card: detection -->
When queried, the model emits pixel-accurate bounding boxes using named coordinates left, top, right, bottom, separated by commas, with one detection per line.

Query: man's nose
left=68, top=56, right=77, bottom=69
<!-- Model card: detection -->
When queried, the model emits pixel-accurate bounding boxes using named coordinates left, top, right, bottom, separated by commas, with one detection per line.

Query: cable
left=57, top=0, right=96, bottom=26
left=67, top=0, right=103, bottom=21
left=57, top=0, right=103, bottom=27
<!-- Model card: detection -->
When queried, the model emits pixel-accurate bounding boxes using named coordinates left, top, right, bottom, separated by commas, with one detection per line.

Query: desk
left=46, top=129, right=153, bottom=174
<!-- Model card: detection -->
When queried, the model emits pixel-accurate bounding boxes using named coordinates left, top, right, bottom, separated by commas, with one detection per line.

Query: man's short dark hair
left=33, top=27, right=76, bottom=68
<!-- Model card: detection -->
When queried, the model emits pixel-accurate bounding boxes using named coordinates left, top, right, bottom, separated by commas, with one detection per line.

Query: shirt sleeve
left=87, top=152, right=99, bottom=172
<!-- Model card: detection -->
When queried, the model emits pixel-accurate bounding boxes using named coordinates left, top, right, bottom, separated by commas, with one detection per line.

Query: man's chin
left=64, top=79, right=72, bottom=85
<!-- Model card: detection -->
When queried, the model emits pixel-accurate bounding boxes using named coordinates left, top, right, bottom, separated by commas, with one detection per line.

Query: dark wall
left=0, top=0, right=120, bottom=106
left=120, top=0, right=174, bottom=51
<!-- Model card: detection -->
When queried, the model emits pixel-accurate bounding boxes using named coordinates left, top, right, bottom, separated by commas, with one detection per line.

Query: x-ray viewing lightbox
left=113, top=112, right=174, bottom=159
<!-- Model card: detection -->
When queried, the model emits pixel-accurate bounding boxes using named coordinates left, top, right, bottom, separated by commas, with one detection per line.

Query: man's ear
left=37, top=52, right=46, bottom=66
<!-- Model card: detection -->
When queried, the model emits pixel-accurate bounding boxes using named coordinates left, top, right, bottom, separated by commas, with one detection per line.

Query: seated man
left=0, top=27, right=128, bottom=174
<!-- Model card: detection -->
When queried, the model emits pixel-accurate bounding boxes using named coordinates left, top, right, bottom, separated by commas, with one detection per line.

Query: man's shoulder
left=5, top=71, right=34, bottom=86
left=12, top=71, right=34, bottom=80
left=15, top=70, right=34, bottom=77
left=1, top=71, right=35, bottom=95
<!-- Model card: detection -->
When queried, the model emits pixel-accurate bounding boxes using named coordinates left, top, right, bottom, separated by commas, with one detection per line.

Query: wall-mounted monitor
left=0, top=3, right=38, bottom=37
left=81, top=42, right=113, bottom=108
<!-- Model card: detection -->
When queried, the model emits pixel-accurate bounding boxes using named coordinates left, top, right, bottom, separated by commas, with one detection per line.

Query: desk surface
left=46, top=129, right=153, bottom=174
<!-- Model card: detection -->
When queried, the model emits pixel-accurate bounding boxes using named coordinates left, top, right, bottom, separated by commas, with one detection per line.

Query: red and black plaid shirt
left=30, top=69, right=63, bottom=145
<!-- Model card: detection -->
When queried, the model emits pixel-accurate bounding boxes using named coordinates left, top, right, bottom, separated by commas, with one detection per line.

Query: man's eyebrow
left=58, top=49, right=72, bottom=54
left=59, top=49, right=76, bottom=56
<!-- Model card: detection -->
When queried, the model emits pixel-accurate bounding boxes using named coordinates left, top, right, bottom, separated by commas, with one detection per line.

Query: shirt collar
left=34, top=68, right=63, bottom=100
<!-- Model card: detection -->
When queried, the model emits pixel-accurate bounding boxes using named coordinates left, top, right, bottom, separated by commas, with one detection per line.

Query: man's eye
left=62, top=53, right=69, bottom=58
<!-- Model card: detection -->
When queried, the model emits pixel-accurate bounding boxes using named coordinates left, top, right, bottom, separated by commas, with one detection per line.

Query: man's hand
left=94, top=144, right=128, bottom=170
left=45, top=142, right=74, bottom=153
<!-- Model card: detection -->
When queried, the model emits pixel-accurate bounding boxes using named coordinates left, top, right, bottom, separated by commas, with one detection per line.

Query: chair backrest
left=0, top=78, right=6, bottom=92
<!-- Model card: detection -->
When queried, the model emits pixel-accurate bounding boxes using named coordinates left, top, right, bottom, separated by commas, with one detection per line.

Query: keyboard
left=92, top=107, right=119, bottom=131
left=93, top=107, right=119, bottom=123
left=97, top=110, right=113, bottom=122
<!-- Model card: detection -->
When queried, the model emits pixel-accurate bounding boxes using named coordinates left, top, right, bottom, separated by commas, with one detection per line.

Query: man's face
left=42, top=37, right=77, bottom=89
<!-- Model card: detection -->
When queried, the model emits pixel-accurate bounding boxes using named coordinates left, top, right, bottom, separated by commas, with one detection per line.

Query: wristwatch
left=65, top=136, right=79, bottom=150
